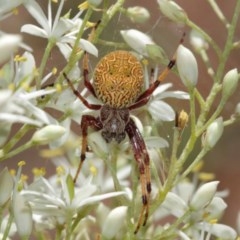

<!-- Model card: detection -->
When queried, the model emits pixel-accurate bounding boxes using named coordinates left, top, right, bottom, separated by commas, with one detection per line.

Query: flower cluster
left=0, top=0, right=240, bottom=240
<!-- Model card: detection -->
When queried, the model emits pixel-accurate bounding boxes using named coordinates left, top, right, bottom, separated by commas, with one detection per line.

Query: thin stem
left=0, top=141, right=34, bottom=162
left=199, top=49, right=215, bottom=80
left=2, top=125, right=32, bottom=153
left=215, top=0, right=240, bottom=82
left=196, top=82, right=222, bottom=129
left=197, top=97, right=225, bottom=136
left=186, top=19, right=221, bottom=58
left=2, top=210, right=14, bottom=240
left=37, top=39, right=56, bottom=90
left=179, top=148, right=208, bottom=182
left=189, top=88, right=196, bottom=135
left=207, top=0, right=229, bottom=27
left=194, top=88, right=205, bottom=109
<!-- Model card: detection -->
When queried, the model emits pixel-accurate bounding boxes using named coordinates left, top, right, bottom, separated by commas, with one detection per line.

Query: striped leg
left=125, top=118, right=151, bottom=234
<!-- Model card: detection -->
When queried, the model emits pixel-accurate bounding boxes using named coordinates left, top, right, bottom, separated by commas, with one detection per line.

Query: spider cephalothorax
left=63, top=43, right=180, bottom=233
left=100, top=105, right=130, bottom=143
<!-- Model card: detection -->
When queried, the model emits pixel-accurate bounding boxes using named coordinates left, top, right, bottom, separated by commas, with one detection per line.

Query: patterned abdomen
left=93, top=50, right=144, bottom=108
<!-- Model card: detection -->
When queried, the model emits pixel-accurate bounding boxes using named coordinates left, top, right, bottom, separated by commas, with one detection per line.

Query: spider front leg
left=73, top=115, right=103, bottom=183
left=125, top=118, right=151, bottom=234
left=63, top=73, right=103, bottom=182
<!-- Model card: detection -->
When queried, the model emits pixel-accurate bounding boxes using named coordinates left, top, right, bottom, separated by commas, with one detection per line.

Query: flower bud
left=222, top=68, right=239, bottom=101
left=0, top=168, right=14, bottom=207
left=176, top=109, right=189, bottom=130
left=176, top=44, right=198, bottom=89
left=120, top=29, right=154, bottom=56
left=190, top=181, right=219, bottom=210
left=203, top=117, right=224, bottom=149
left=102, top=206, right=127, bottom=238
left=127, top=6, right=150, bottom=23
left=189, top=29, right=209, bottom=52
left=31, top=125, right=66, bottom=145
left=157, top=0, right=188, bottom=24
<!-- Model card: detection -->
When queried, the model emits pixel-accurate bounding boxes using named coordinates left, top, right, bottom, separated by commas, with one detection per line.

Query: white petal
left=24, top=0, right=50, bottom=33
left=0, top=168, right=14, bottom=206
left=148, top=100, right=175, bottom=121
left=152, top=83, right=173, bottom=96
left=102, top=206, right=128, bottom=238
left=159, top=90, right=189, bottom=100
left=77, top=192, right=126, bottom=209
left=196, top=222, right=237, bottom=240
left=190, top=181, right=219, bottom=210
left=21, top=24, right=48, bottom=38
left=145, top=136, right=169, bottom=148
left=56, top=42, right=72, bottom=59
left=162, top=192, right=187, bottom=217
left=0, top=113, right=42, bottom=126
left=12, top=192, right=33, bottom=238
left=79, top=39, right=98, bottom=57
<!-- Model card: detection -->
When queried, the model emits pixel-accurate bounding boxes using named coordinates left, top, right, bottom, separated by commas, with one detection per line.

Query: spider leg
left=63, top=73, right=101, bottom=110
left=83, top=52, right=98, bottom=98
left=73, top=115, right=103, bottom=183
left=125, top=118, right=151, bottom=234
left=129, top=33, right=185, bottom=110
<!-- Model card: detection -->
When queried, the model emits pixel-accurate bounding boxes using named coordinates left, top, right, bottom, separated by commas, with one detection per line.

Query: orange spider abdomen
left=93, top=50, right=144, bottom=108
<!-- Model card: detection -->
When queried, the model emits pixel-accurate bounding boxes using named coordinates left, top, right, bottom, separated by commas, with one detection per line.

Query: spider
left=63, top=36, right=183, bottom=233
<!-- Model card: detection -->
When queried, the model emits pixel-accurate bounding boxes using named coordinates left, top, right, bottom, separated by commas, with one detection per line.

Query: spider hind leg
left=125, top=118, right=151, bottom=234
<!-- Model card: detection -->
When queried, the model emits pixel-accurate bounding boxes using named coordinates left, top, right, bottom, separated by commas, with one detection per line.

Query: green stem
left=178, top=148, right=208, bottom=182
left=194, top=88, right=205, bottom=109
left=214, top=0, right=240, bottom=83
left=207, top=0, right=229, bottom=27
left=197, top=97, right=226, bottom=136
left=2, top=125, right=32, bottom=153
left=2, top=210, right=14, bottom=240
left=37, top=39, right=56, bottom=90
left=196, top=82, right=222, bottom=129
left=0, top=141, right=34, bottom=162
left=189, top=89, right=196, bottom=135
left=186, top=19, right=221, bottom=58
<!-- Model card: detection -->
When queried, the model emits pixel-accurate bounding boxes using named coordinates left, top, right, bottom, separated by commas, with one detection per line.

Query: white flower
left=21, top=176, right=126, bottom=230
left=148, top=82, right=189, bottom=122
left=196, top=222, right=237, bottom=240
left=0, top=0, right=24, bottom=20
left=21, top=0, right=97, bottom=58
left=155, top=180, right=230, bottom=239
